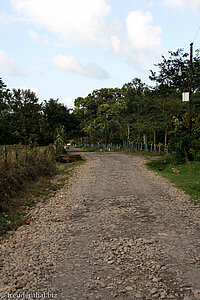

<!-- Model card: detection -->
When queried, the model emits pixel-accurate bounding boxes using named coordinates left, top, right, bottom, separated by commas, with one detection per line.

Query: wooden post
left=143, top=134, right=148, bottom=150
left=164, top=131, right=167, bottom=152
left=3, top=145, right=7, bottom=164
left=153, top=131, right=156, bottom=148
left=188, top=42, right=193, bottom=135
left=25, top=145, right=28, bottom=164
left=15, top=145, right=18, bottom=161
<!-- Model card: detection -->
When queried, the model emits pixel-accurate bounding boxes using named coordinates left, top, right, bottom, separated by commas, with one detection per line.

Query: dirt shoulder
left=0, top=153, right=200, bottom=299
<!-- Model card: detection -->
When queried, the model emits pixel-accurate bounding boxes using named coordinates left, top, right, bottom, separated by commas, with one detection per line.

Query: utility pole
left=127, top=124, right=130, bottom=142
left=188, top=42, right=193, bottom=135
left=105, top=114, right=108, bottom=147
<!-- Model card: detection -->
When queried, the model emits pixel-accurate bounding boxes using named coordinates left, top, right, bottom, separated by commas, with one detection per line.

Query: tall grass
left=0, top=145, right=56, bottom=213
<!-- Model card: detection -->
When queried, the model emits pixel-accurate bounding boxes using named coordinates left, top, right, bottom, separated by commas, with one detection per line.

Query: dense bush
left=169, top=117, right=192, bottom=164
left=0, top=146, right=56, bottom=213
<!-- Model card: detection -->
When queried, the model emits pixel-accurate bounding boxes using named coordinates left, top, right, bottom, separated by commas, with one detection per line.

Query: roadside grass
left=49, top=160, right=85, bottom=191
left=78, top=146, right=164, bottom=155
left=123, top=149, right=162, bottom=157
left=79, top=146, right=96, bottom=152
left=146, top=156, right=200, bottom=202
left=0, top=159, right=86, bottom=238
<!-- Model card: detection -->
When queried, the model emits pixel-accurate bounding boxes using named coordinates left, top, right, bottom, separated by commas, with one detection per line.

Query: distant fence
left=87, top=142, right=169, bottom=154
left=0, top=145, right=55, bottom=165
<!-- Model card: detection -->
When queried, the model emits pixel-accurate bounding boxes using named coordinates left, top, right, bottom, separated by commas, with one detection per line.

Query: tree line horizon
left=0, top=48, right=200, bottom=161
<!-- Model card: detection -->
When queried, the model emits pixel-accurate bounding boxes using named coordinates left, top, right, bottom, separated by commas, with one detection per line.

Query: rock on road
left=0, top=153, right=200, bottom=300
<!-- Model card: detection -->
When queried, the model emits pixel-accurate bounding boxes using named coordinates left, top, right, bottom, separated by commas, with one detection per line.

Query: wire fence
left=0, top=145, right=56, bottom=165
left=87, top=142, right=169, bottom=154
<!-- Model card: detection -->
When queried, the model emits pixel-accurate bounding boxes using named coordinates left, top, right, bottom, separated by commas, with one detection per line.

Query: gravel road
left=0, top=153, right=200, bottom=300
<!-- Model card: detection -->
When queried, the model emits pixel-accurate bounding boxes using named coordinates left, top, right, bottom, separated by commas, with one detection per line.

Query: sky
left=0, top=0, right=200, bottom=108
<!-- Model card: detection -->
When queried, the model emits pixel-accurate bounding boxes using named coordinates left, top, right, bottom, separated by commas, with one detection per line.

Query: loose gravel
left=0, top=153, right=200, bottom=300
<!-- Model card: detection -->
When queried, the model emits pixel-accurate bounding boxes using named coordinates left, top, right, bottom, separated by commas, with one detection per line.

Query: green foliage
left=149, top=48, right=200, bottom=92
left=0, top=84, right=81, bottom=146
left=189, top=140, right=200, bottom=161
left=146, top=155, right=174, bottom=171
left=147, top=157, right=200, bottom=202
left=168, top=117, right=192, bottom=163
left=0, top=46, right=200, bottom=159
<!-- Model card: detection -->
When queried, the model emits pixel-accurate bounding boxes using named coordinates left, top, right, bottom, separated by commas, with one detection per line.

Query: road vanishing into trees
left=0, top=153, right=200, bottom=299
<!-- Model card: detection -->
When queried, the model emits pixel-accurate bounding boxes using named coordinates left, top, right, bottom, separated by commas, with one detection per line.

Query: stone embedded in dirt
left=150, top=287, right=158, bottom=294
left=193, top=289, right=200, bottom=299
left=125, top=286, right=134, bottom=291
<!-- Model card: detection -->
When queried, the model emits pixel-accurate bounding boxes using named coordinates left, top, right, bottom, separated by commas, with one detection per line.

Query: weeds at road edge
left=146, top=156, right=200, bottom=202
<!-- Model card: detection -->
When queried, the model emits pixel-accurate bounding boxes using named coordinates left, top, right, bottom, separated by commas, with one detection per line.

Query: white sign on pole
left=182, top=92, right=189, bottom=102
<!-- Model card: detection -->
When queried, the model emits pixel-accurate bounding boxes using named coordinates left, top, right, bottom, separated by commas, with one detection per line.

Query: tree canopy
left=0, top=47, right=199, bottom=161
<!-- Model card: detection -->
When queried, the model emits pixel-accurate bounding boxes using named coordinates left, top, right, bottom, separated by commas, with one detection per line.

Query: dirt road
left=0, top=153, right=200, bottom=299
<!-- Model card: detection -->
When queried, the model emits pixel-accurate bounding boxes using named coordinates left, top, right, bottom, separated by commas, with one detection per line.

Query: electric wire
left=193, top=24, right=200, bottom=43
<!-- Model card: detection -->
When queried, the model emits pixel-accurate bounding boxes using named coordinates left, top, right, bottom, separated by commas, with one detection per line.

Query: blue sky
left=0, top=0, right=200, bottom=108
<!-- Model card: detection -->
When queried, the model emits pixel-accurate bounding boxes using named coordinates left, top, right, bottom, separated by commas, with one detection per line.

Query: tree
left=8, top=89, right=42, bottom=144
left=74, top=88, right=123, bottom=145
left=149, top=48, right=200, bottom=160
left=0, top=78, right=11, bottom=144
left=42, top=98, right=80, bottom=145
left=150, top=48, right=200, bottom=94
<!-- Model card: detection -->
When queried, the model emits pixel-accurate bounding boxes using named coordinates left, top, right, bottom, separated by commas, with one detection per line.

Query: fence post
left=25, top=145, right=28, bottom=165
left=15, top=145, right=18, bottom=161
left=3, top=145, right=7, bottom=164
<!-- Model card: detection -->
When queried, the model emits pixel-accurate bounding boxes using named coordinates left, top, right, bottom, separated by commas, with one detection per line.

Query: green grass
left=50, top=181, right=67, bottom=191
left=50, top=160, right=86, bottom=191
left=0, top=211, right=26, bottom=234
left=127, top=149, right=162, bottom=156
left=146, top=156, right=200, bottom=202
left=7, top=211, right=26, bottom=223
left=0, top=216, right=7, bottom=233
left=79, top=146, right=96, bottom=152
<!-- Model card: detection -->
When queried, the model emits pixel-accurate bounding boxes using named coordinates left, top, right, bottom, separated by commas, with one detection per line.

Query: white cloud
left=147, top=2, right=154, bottom=7
left=53, top=40, right=69, bottom=48
left=10, top=1, right=162, bottom=72
left=28, top=30, right=39, bottom=43
left=31, top=66, right=42, bottom=75
left=28, top=30, right=51, bottom=46
left=21, top=86, right=39, bottom=94
left=111, top=36, right=121, bottom=54
left=62, top=97, right=74, bottom=108
left=126, top=11, right=162, bottom=54
left=110, top=10, right=162, bottom=71
left=53, top=54, right=109, bottom=79
left=43, top=35, right=50, bottom=47
left=162, top=0, right=200, bottom=9
left=53, top=55, right=85, bottom=75
left=0, top=49, right=25, bottom=76
left=11, top=0, right=111, bottom=45
left=0, top=12, right=15, bottom=24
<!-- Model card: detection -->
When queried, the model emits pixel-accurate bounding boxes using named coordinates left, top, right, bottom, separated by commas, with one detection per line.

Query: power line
left=193, top=24, right=200, bottom=43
